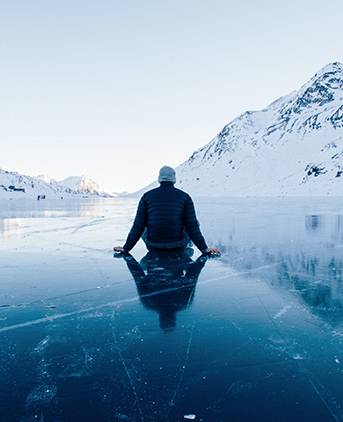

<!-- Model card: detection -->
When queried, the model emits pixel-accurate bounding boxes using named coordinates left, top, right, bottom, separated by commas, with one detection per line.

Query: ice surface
left=1, top=197, right=343, bottom=421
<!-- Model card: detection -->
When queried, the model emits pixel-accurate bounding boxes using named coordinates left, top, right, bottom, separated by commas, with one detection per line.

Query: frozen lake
left=1, top=197, right=343, bottom=421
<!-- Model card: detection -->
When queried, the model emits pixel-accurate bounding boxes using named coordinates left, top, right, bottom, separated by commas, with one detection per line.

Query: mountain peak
left=314, top=62, right=343, bottom=78
left=281, top=61, right=343, bottom=115
left=58, top=175, right=101, bottom=194
left=175, top=62, right=343, bottom=197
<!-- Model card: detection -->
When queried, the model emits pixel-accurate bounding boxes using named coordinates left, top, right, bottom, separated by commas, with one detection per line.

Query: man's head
left=158, top=166, right=176, bottom=184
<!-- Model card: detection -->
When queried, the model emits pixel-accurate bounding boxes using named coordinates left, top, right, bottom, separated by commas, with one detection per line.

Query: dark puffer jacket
left=123, top=182, right=208, bottom=253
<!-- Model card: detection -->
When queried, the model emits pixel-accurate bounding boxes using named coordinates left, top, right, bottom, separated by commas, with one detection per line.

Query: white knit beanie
left=158, top=166, right=176, bottom=183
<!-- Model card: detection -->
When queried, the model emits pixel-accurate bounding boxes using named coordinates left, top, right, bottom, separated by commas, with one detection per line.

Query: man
left=113, top=166, right=220, bottom=255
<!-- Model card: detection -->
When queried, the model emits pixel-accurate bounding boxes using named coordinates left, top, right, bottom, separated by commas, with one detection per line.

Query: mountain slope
left=175, top=62, right=343, bottom=196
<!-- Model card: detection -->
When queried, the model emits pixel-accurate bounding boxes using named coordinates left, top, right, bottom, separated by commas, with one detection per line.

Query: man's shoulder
left=173, top=186, right=190, bottom=199
left=144, top=186, right=160, bottom=197
left=144, top=185, right=190, bottom=200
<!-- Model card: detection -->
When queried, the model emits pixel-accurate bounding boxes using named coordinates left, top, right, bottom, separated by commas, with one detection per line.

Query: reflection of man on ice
left=122, top=249, right=207, bottom=331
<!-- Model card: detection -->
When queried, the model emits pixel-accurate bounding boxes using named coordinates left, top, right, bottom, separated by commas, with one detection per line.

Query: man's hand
left=113, top=246, right=126, bottom=254
left=204, top=247, right=221, bottom=256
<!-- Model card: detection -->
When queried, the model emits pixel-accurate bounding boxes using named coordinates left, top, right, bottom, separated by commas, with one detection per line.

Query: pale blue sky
left=1, top=0, right=342, bottom=192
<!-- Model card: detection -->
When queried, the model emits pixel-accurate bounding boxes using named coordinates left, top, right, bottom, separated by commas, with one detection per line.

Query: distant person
left=113, top=166, right=220, bottom=256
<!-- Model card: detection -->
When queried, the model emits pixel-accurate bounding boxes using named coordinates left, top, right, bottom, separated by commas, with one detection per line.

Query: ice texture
left=1, top=197, right=343, bottom=421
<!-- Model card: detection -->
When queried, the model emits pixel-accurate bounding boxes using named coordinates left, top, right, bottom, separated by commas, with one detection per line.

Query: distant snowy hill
left=56, top=176, right=102, bottom=195
left=138, top=62, right=343, bottom=197
left=112, top=191, right=130, bottom=197
left=0, top=169, right=112, bottom=199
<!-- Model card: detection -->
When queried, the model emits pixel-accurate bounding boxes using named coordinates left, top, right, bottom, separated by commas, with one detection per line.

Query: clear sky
left=1, top=0, right=342, bottom=192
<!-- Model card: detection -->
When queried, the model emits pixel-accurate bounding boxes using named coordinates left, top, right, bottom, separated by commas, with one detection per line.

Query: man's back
left=114, top=166, right=220, bottom=256
left=144, top=182, right=189, bottom=243
left=123, top=181, right=208, bottom=253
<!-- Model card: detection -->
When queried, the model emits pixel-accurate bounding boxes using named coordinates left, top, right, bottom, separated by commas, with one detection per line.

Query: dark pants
left=142, top=228, right=191, bottom=252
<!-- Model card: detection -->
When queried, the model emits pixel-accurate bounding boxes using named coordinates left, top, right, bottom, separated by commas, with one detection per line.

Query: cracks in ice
left=24, top=334, right=59, bottom=419
left=259, top=296, right=343, bottom=421
left=19, top=217, right=108, bottom=240
left=59, top=241, right=110, bottom=252
left=72, top=218, right=106, bottom=234
left=302, top=366, right=342, bottom=422
left=0, top=276, right=133, bottom=313
left=0, top=263, right=282, bottom=334
left=273, top=304, right=293, bottom=319
left=169, top=324, right=195, bottom=408
left=111, top=314, right=145, bottom=422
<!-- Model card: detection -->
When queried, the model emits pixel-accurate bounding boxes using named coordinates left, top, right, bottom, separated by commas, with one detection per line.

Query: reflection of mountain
left=277, top=256, right=343, bottom=324
left=0, top=218, right=24, bottom=240
left=226, top=248, right=343, bottom=326
left=0, top=199, right=112, bottom=220
left=123, top=250, right=207, bottom=332
left=305, top=215, right=322, bottom=231
left=304, top=214, right=343, bottom=235
left=0, top=198, right=138, bottom=239
left=211, top=213, right=343, bottom=327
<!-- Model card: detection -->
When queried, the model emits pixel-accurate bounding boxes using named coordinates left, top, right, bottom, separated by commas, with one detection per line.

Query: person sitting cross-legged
left=114, top=166, right=220, bottom=256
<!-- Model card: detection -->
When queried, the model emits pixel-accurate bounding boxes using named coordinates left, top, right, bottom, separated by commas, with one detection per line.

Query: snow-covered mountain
left=0, top=169, right=112, bottom=199
left=56, top=176, right=102, bottom=195
left=171, top=62, right=343, bottom=196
